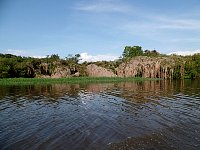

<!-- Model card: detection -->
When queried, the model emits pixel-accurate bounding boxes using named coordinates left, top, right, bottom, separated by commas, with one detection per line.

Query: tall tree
left=122, top=46, right=143, bottom=59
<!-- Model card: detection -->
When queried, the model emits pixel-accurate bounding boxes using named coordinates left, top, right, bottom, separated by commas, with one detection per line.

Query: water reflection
left=1, top=80, right=200, bottom=106
left=0, top=80, right=200, bottom=150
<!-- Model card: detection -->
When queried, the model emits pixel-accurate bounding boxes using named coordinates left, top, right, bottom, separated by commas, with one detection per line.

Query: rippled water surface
left=0, top=80, right=200, bottom=150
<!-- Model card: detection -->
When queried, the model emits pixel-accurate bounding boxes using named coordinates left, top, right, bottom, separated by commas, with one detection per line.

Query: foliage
left=65, top=54, right=81, bottom=74
left=122, top=46, right=143, bottom=60
left=0, top=55, right=34, bottom=78
left=144, top=49, right=160, bottom=57
left=184, top=54, right=200, bottom=79
left=0, top=48, right=200, bottom=79
left=0, top=54, right=58, bottom=78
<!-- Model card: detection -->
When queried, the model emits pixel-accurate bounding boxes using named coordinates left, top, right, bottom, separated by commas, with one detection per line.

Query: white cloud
left=168, top=38, right=200, bottom=43
left=80, top=52, right=118, bottom=62
left=118, top=13, right=200, bottom=37
left=155, top=17, right=200, bottom=30
left=168, top=50, right=200, bottom=56
left=75, top=0, right=131, bottom=13
left=32, top=55, right=46, bottom=58
left=120, top=17, right=200, bottom=36
left=3, top=49, right=45, bottom=58
left=5, top=49, right=27, bottom=56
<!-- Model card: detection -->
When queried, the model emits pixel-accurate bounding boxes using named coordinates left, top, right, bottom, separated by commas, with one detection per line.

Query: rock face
left=36, top=62, right=72, bottom=78
left=116, top=56, right=175, bottom=79
left=86, top=64, right=116, bottom=77
left=51, top=66, right=71, bottom=78
left=34, top=56, right=182, bottom=79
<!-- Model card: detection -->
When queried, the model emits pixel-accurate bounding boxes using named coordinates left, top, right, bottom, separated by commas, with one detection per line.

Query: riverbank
left=1, top=53, right=200, bottom=80
left=0, top=77, right=160, bottom=85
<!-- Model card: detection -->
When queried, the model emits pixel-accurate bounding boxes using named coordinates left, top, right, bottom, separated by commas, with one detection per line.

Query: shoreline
left=0, top=77, right=161, bottom=85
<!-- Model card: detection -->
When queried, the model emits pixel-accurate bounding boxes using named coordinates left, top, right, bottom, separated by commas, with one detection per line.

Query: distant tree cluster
left=0, top=53, right=82, bottom=78
left=121, top=46, right=162, bottom=60
left=0, top=54, right=35, bottom=78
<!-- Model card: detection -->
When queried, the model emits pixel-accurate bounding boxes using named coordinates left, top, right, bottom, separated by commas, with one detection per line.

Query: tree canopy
left=122, top=46, right=143, bottom=59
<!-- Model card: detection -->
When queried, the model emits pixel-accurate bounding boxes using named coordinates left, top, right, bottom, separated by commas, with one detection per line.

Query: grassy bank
left=0, top=77, right=160, bottom=85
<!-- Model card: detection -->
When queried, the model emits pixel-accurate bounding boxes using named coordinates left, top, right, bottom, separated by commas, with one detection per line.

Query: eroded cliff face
left=86, top=64, right=117, bottom=77
left=116, top=56, right=175, bottom=79
left=35, top=62, right=72, bottom=78
left=51, top=66, right=71, bottom=78
left=33, top=56, right=183, bottom=79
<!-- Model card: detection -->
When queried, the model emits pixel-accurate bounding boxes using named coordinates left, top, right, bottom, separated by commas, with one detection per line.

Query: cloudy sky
left=0, top=0, right=200, bottom=61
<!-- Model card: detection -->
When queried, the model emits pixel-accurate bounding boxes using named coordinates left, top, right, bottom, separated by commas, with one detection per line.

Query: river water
left=0, top=80, right=200, bottom=150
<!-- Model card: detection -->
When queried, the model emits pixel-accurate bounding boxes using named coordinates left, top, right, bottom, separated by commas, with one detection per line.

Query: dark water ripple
left=0, top=80, right=200, bottom=150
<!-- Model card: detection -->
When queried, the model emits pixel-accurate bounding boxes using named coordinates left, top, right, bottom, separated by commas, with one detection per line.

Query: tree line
left=0, top=46, right=200, bottom=79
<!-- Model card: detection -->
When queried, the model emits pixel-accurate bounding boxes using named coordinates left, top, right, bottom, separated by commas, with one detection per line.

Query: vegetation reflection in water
left=0, top=80, right=200, bottom=150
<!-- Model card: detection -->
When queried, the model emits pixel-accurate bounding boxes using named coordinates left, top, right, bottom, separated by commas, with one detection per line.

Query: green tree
left=144, top=49, right=160, bottom=57
left=122, top=46, right=143, bottom=60
left=65, top=54, right=81, bottom=74
left=0, top=58, right=10, bottom=78
left=50, top=54, right=60, bottom=60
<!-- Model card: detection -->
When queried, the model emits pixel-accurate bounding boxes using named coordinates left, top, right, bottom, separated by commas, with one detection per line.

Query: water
left=0, top=80, right=200, bottom=150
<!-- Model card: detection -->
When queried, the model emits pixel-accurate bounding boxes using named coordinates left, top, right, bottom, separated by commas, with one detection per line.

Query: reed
left=0, top=77, right=160, bottom=85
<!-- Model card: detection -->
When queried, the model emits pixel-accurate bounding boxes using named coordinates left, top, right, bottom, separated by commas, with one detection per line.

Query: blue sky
left=1, top=0, right=200, bottom=60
